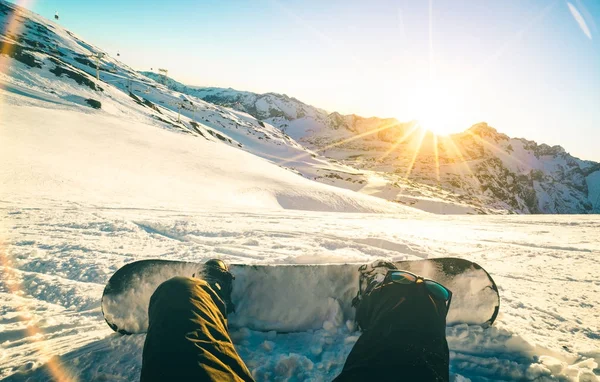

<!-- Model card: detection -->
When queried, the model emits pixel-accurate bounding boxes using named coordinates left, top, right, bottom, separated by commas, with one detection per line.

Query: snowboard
left=102, top=258, right=500, bottom=335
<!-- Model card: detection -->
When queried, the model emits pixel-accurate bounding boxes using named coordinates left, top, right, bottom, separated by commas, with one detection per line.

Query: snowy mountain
left=0, top=0, right=417, bottom=215
left=141, top=71, right=330, bottom=124
left=147, top=74, right=600, bottom=214
left=305, top=120, right=600, bottom=214
left=2, top=0, right=463, bottom=216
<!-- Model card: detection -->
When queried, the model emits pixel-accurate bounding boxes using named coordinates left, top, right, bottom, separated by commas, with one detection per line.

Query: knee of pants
left=148, top=276, right=227, bottom=321
left=149, top=277, right=208, bottom=312
left=158, top=276, right=210, bottom=294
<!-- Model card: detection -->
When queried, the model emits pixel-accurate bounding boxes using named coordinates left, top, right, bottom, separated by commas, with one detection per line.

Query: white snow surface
left=2, top=207, right=599, bottom=381
left=0, top=101, right=407, bottom=215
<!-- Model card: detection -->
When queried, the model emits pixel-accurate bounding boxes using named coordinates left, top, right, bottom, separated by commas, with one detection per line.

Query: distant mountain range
left=0, top=0, right=408, bottom=215
left=140, top=72, right=600, bottom=214
left=1, top=0, right=596, bottom=216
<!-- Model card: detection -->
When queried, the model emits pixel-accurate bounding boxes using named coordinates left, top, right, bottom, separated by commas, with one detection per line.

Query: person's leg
left=140, top=276, right=254, bottom=382
left=334, top=282, right=449, bottom=382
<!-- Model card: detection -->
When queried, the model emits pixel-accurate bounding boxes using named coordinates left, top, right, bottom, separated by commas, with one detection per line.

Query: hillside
left=0, top=1, right=415, bottom=215
left=306, top=120, right=600, bottom=214
left=0, top=0, right=478, bottom=216
left=145, top=73, right=600, bottom=214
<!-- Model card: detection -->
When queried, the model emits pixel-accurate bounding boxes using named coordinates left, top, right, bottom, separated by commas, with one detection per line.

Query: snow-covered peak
left=143, top=68, right=600, bottom=214
left=7, top=0, right=594, bottom=216
left=140, top=71, right=329, bottom=122
left=464, top=122, right=509, bottom=142
left=0, top=0, right=418, bottom=215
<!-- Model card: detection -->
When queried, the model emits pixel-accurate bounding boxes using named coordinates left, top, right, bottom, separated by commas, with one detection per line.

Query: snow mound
left=0, top=103, right=416, bottom=214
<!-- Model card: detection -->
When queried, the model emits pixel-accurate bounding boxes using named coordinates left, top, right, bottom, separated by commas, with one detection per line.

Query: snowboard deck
left=102, top=258, right=499, bottom=335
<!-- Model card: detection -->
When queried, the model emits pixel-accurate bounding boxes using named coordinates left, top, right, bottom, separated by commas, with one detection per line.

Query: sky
left=12, top=0, right=600, bottom=161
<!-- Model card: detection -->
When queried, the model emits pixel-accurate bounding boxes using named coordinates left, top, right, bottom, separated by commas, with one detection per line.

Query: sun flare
left=406, top=84, right=469, bottom=136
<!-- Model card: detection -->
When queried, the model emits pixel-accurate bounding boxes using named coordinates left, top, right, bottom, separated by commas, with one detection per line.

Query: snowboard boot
left=352, top=259, right=398, bottom=310
left=197, top=259, right=236, bottom=314
left=351, top=259, right=449, bottom=335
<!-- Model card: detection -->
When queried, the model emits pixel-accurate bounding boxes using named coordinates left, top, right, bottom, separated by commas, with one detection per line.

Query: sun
left=407, top=84, right=468, bottom=136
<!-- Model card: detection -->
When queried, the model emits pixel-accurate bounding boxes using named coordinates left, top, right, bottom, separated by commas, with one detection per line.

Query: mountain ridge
left=0, top=0, right=596, bottom=216
left=140, top=71, right=583, bottom=161
left=139, top=72, right=600, bottom=214
left=0, top=0, right=415, bottom=215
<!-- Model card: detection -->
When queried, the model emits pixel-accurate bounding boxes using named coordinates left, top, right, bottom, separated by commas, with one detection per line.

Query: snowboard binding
left=196, top=259, right=236, bottom=314
left=351, top=259, right=399, bottom=308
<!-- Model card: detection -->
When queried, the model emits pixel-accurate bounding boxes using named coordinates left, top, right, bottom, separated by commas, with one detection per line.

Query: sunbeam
left=439, top=135, right=475, bottom=177
left=460, top=0, right=558, bottom=90
left=0, top=240, right=75, bottom=382
left=272, top=119, right=406, bottom=167
left=404, top=124, right=428, bottom=179
left=1, top=0, right=35, bottom=71
left=465, top=130, right=526, bottom=169
left=438, top=135, right=491, bottom=207
left=378, top=121, right=420, bottom=162
left=1, top=4, right=76, bottom=379
left=268, top=0, right=371, bottom=74
left=428, top=0, right=435, bottom=82
left=433, top=134, right=440, bottom=184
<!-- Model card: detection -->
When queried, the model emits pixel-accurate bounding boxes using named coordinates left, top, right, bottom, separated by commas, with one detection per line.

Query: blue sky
left=15, top=0, right=600, bottom=161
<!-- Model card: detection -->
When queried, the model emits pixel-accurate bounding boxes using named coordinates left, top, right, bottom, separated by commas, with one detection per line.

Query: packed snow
left=2, top=208, right=599, bottom=381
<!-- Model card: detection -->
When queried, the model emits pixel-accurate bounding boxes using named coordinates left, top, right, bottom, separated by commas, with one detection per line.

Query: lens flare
left=1, top=2, right=75, bottom=380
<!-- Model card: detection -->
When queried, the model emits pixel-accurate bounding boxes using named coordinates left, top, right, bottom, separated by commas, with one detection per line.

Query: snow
left=587, top=171, right=600, bottom=211
left=0, top=101, right=409, bottom=215
left=0, top=96, right=598, bottom=380
left=1, top=85, right=598, bottom=382
left=2, top=207, right=599, bottom=381
left=143, top=59, right=600, bottom=215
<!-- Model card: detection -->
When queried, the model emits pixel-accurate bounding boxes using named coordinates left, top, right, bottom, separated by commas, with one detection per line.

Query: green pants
left=140, top=277, right=449, bottom=381
left=140, top=277, right=254, bottom=381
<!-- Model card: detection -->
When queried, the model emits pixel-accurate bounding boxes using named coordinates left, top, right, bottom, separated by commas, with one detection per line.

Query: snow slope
left=1, top=79, right=598, bottom=382
left=0, top=0, right=384, bottom=212
left=161, top=78, right=600, bottom=215
left=2, top=0, right=475, bottom=217
left=0, top=101, right=408, bottom=214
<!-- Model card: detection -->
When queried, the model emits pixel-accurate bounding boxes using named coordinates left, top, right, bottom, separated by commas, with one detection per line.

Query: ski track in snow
left=1, top=206, right=598, bottom=381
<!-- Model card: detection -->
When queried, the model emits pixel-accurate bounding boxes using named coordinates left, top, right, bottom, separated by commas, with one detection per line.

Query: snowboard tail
left=101, top=258, right=499, bottom=335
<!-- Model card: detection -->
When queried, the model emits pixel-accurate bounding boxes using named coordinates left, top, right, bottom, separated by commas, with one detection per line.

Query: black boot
left=336, top=261, right=450, bottom=381
left=351, top=259, right=398, bottom=329
left=198, top=259, right=236, bottom=314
